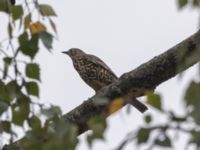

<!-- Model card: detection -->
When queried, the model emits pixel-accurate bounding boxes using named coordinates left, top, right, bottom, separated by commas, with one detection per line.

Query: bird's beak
left=62, top=51, right=69, bottom=55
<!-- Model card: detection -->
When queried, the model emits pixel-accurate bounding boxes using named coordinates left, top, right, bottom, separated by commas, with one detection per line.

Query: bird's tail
left=130, top=99, right=148, bottom=113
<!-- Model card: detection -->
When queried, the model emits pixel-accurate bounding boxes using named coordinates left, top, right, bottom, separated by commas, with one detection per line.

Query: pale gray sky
left=1, top=0, right=199, bottom=149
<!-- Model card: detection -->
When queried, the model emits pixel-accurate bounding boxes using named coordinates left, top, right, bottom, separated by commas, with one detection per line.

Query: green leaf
left=19, top=31, right=28, bottom=41
left=27, top=34, right=39, bottom=59
left=19, top=32, right=29, bottom=56
left=19, top=31, right=28, bottom=45
left=144, top=114, right=152, bottom=124
left=0, top=99, right=9, bottom=115
left=155, top=135, right=172, bottom=147
left=6, top=80, right=20, bottom=101
left=185, top=81, right=200, bottom=106
left=53, top=118, right=78, bottom=140
left=41, top=106, right=62, bottom=119
left=0, top=81, right=9, bottom=102
left=190, top=131, right=200, bottom=146
left=178, top=0, right=188, bottom=8
left=11, top=5, right=23, bottom=20
left=185, top=81, right=200, bottom=124
left=21, top=117, right=78, bottom=150
left=10, top=0, right=15, bottom=5
left=12, top=94, right=30, bottom=126
left=177, top=47, right=200, bottom=73
left=24, top=14, right=31, bottom=30
left=28, top=115, right=41, bottom=131
left=1, top=121, right=11, bottom=133
left=87, top=116, right=107, bottom=145
left=25, top=63, right=40, bottom=81
left=39, top=31, right=53, bottom=50
left=25, top=81, right=39, bottom=97
left=19, top=33, right=39, bottom=59
left=20, top=131, right=44, bottom=150
left=3, top=57, right=12, bottom=65
left=42, top=120, right=78, bottom=150
left=39, top=4, right=57, bottom=16
left=137, top=128, right=151, bottom=144
left=190, top=109, right=200, bottom=124
left=18, top=32, right=39, bottom=59
left=146, top=92, right=162, bottom=110
left=0, top=0, right=10, bottom=13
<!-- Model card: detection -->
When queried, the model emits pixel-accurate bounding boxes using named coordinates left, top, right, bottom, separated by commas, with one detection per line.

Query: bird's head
left=62, top=48, right=85, bottom=58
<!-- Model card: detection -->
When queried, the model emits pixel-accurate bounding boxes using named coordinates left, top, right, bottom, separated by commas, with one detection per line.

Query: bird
left=62, top=48, right=148, bottom=113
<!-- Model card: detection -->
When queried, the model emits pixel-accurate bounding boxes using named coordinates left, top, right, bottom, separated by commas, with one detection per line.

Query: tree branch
left=63, top=30, right=200, bottom=134
left=2, top=30, right=200, bottom=149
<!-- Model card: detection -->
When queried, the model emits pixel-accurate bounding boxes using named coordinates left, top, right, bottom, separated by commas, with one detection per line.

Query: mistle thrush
left=62, top=48, right=147, bottom=113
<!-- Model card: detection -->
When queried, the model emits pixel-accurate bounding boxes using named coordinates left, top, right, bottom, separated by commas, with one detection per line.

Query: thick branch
left=63, top=30, right=200, bottom=134
left=2, top=30, right=200, bottom=150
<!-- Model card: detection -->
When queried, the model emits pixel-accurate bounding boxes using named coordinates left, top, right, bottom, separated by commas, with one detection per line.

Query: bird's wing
left=86, top=54, right=118, bottom=79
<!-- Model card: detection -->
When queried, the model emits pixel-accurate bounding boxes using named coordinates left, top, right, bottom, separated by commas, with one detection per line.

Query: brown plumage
left=63, top=48, right=147, bottom=113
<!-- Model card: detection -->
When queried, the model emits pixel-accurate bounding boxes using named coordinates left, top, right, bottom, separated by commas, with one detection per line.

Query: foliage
left=114, top=81, right=200, bottom=150
left=0, top=0, right=79, bottom=150
left=177, top=0, right=200, bottom=8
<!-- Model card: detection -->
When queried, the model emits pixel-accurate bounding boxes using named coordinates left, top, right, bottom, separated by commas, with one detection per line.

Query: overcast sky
left=1, top=0, right=199, bottom=149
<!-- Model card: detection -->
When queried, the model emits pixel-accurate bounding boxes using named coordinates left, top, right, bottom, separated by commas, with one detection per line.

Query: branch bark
left=2, top=30, right=200, bottom=150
